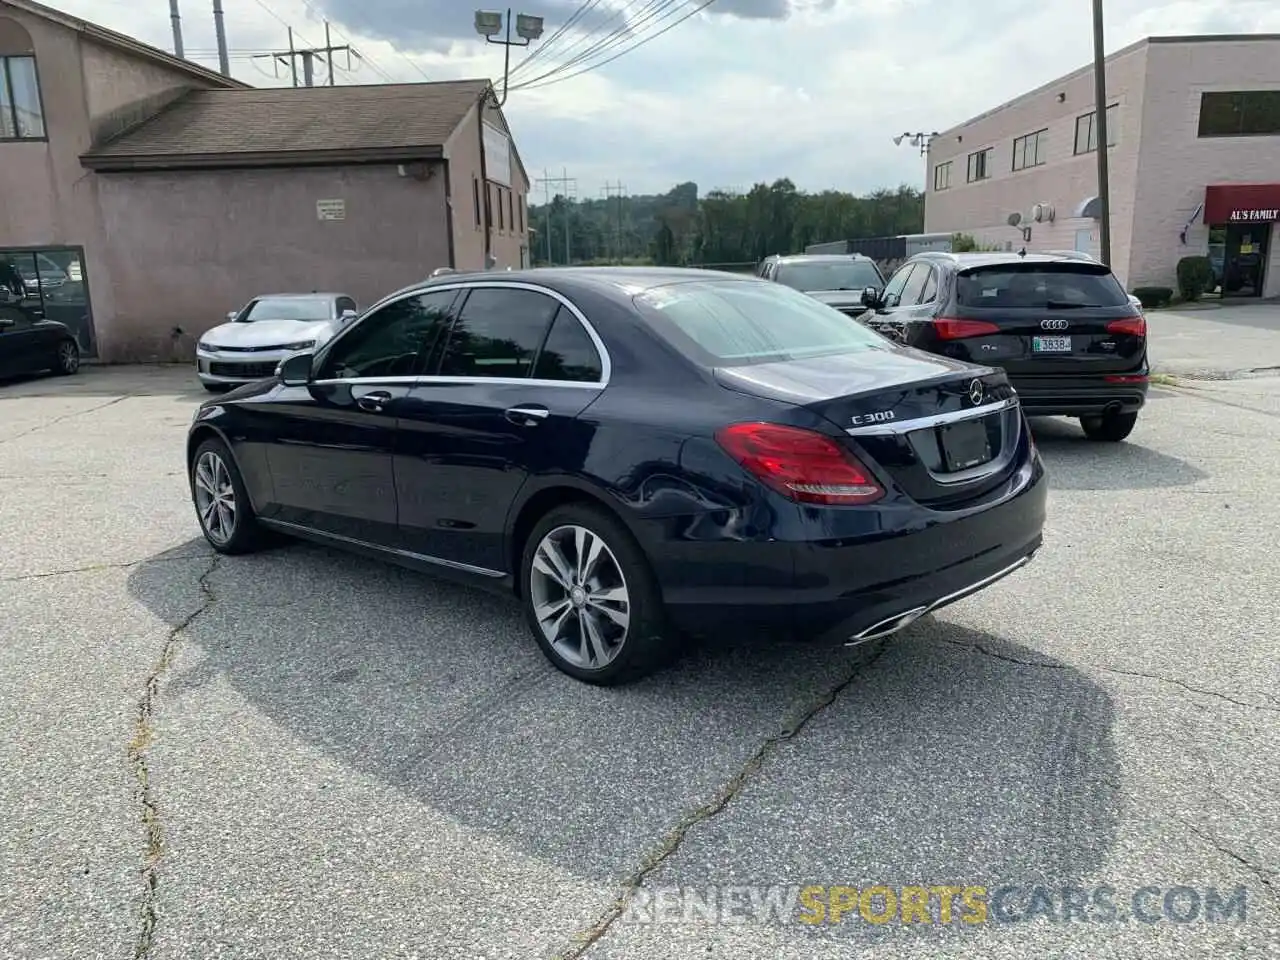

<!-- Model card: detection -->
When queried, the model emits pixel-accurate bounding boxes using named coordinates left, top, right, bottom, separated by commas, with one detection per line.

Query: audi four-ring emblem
left=1040, top=318, right=1069, bottom=330
left=968, top=380, right=984, bottom=405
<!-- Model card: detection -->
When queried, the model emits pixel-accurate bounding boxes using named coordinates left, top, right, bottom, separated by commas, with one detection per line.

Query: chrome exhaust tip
left=846, top=605, right=930, bottom=646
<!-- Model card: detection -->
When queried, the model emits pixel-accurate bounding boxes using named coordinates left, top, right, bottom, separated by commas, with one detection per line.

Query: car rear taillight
left=714, top=423, right=884, bottom=505
left=1107, top=316, right=1146, bottom=336
left=1104, top=374, right=1149, bottom=383
left=934, top=318, right=1001, bottom=340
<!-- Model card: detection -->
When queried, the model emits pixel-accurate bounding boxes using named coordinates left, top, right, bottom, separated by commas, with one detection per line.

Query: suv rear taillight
left=934, top=318, right=1001, bottom=340
left=714, top=423, right=884, bottom=505
left=1107, top=316, right=1146, bottom=337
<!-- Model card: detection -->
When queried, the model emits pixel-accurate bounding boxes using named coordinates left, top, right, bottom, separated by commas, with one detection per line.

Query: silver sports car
left=196, top=292, right=359, bottom=391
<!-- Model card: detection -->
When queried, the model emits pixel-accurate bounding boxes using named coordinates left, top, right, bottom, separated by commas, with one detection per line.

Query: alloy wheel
left=193, top=450, right=237, bottom=545
left=529, top=524, right=631, bottom=670
left=58, top=341, right=79, bottom=373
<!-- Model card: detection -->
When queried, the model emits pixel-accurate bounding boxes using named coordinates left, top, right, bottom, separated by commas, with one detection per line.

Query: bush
left=1176, top=256, right=1214, bottom=301
left=1131, top=286, right=1173, bottom=308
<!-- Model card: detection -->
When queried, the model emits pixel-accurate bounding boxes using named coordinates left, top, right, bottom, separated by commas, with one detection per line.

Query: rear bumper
left=1011, top=373, right=1148, bottom=417
left=639, top=453, right=1047, bottom=645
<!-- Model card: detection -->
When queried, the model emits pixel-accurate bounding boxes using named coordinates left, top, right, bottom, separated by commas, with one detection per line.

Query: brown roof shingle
left=81, top=79, right=492, bottom=169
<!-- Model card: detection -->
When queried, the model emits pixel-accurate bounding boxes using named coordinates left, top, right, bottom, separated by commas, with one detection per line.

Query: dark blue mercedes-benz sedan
left=187, top=267, right=1046, bottom=685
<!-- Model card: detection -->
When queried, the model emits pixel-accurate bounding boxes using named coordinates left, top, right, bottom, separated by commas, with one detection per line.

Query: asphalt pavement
left=1, top=324, right=1278, bottom=959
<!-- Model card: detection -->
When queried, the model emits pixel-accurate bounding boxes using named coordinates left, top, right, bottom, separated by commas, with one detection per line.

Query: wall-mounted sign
left=1204, top=184, right=1280, bottom=224
left=316, top=199, right=346, bottom=221
left=483, top=122, right=511, bottom=187
left=1227, top=208, right=1279, bottom=223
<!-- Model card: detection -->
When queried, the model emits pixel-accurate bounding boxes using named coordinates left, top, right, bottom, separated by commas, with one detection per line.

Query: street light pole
left=475, top=9, right=544, bottom=107
left=1092, top=0, right=1112, bottom=266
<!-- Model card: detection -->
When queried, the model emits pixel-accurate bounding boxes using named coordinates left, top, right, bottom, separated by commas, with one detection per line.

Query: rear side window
left=634, top=279, right=888, bottom=367
left=956, top=264, right=1129, bottom=308
left=532, top=307, right=603, bottom=382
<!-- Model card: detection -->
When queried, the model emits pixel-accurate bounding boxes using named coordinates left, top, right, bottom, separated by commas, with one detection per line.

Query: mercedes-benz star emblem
left=968, top=380, right=984, bottom=405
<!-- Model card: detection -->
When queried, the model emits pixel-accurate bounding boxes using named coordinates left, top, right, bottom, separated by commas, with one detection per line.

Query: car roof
left=253, top=292, right=349, bottom=299
left=766, top=253, right=874, bottom=263
left=911, top=251, right=1114, bottom=271
left=395, top=265, right=762, bottom=301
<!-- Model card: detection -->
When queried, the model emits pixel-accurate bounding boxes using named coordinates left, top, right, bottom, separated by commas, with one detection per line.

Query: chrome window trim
left=844, top=396, right=1018, bottom=437
left=307, top=374, right=605, bottom=390
left=315, top=279, right=612, bottom=388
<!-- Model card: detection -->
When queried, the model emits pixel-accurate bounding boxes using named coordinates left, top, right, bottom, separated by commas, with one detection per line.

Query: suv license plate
left=1033, top=335, right=1071, bottom=352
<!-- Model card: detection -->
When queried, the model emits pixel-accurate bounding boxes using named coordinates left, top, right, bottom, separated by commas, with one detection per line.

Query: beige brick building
left=923, top=34, right=1280, bottom=298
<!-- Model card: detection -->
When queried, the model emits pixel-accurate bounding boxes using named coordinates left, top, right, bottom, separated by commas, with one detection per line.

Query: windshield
left=774, top=260, right=882, bottom=292
left=240, top=297, right=332, bottom=322
left=956, top=264, right=1129, bottom=308
left=634, top=279, right=890, bottom=367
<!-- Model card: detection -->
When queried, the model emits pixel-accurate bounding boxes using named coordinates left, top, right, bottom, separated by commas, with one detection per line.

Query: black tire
left=519, top=502, right=678, bottom=686
left=189, top=436, right=265, bottom=554
left=53, top=338, right=80, bottom=376
left=1080, top=410, right=1138, bottom=442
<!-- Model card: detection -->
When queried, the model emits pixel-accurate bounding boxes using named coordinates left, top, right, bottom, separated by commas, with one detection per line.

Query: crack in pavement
left=550, top=643, right=888, bottom=960
left=2, top=552, right=210, bottom=584
left=0, top=395, right=130, bottom=445
left=128, top=553, right=221, bottom=960
left=942, top=639, right=1280, bottom=713
left=1176, top=817, right=1278, bottom=906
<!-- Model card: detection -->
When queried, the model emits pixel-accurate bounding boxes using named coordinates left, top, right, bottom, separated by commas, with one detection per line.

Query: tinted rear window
left=634, top=279, right=889, bottom=367
left=956, top=264, right=1129, bottom=308
left=774, top=260, right=883, bottom=292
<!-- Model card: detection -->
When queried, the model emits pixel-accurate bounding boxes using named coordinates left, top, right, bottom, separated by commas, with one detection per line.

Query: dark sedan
left=0, top=309, right=81, bottom=380
left=186, top=267, right=1046, bottom=685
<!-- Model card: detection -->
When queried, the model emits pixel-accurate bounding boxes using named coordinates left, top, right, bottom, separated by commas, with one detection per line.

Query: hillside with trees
left=527, top=179, right=924, bottom=269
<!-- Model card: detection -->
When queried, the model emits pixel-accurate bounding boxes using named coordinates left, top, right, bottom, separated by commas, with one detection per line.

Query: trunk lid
left=714, top=346, right=1025, bottom=507
left=941, top=260, right=1145, bottom=375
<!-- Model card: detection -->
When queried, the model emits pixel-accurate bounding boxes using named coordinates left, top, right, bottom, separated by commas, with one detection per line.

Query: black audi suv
left=187, top=267, right=1047, bottom=684
left=858, top=252, right=1148, bottom=441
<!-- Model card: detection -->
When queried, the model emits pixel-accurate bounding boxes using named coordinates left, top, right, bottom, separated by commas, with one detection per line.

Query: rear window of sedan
left=956, top=263, right=1130, bottom=308
left=634, top=279, right=889, bottom=367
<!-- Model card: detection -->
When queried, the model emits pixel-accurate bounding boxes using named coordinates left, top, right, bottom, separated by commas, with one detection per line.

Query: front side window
left=240, top=297, right=333, bottom=322
left=773, top=260, right=882, bottom=292
left=956, top=264, right=1129, bottom=308
left=1074, top=104, right=1119, bottom=154
left=316, top=290, right=457, bottom=380
left=634, top=279, right=889, bottom=367
left=0, top=54, right=44, bottom=139
left=437, top=287, right=560, bottom=379
left=880, top=263, right=917, bottom=306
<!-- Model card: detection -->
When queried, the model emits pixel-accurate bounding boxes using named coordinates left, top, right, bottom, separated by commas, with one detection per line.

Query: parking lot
left=2, top=309, right=1278, bottom=959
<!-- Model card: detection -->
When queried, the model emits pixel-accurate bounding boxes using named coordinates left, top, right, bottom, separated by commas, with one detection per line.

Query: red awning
left=1204, top=184, right=1280, bottom=224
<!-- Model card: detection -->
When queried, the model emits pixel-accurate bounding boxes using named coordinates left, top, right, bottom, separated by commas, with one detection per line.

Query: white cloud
left=49, top=0, right=1280, bottom=197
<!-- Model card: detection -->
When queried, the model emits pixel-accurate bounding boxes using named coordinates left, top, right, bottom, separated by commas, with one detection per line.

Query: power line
left=512, top=0, right=716, bottom=92
left=508, top=0, right=604, bottom=79
left=535, top=169, right=577, bottom=265
left=252, top=23, right=352, bottom=87
left=512, top=0, right=677, bottom=89
left=601, top=180, right=627, bottom=263
left=293, top=0, right=431, bottom=82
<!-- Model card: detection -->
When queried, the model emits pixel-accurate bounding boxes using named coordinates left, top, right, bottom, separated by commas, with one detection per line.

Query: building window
left=1073, top=104, right=1118, bottom=154
left=472, top=178, right=481, bottom=228
left=1198, top=91, right=1280, bottom=137
left=497, top=186, right=506, bottom=230
left=933, top=161, right=952, bottom=191
left=966, top=148, right=993, bottom=183
left=1012, top=128, right=1048, bottom=171
left=517, top=194, right=525, bottom=233
left=1, top=248, right=95, bottom=354
left=0, top=18, right=44, bottom=140
left=506, top=190, right=514, bottom=234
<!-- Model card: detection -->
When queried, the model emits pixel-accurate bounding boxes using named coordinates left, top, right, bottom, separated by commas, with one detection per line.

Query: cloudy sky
left=67, top=0, right=1280, bottom=196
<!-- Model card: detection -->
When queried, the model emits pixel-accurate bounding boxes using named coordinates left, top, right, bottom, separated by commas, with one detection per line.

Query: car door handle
left=505, top=404, right=549, bottom=426
left=356, top=390, right=393, bottom=413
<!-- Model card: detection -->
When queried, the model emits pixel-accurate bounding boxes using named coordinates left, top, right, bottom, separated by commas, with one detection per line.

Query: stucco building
left=1, top=0, right=530, bottom=362
left=923, top=34, right=1280, bottom=298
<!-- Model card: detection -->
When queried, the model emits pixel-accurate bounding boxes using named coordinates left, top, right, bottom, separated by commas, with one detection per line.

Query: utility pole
left=1091, top=0, right=1112, bottom=266
left=255, top=24, right=352, bottom=88
left=211, top=0, right=229, bottom=76
left=534, top=169, right=576, bottom=264
left=169, top=0, right=184, bottom=58
left=602, top=181, right=626, bottom=264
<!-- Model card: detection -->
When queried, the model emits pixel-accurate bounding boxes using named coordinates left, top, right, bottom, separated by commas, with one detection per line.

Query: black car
left=757, top=254, right=886, bottom=317
left=0, top=288, right=82, bottom=381
left=186, top=268, right=1046, bottom=685
left=857, top=251, right=1148, bottom=442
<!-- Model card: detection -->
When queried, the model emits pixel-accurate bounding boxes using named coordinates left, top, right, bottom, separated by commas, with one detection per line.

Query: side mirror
left=339, top=309, right=358, bottom=322
left=225, top=310, right=238, bottom=322
left=861, top=286, right=882, bottom=309
left=276, top=350, right=314, bottom=386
